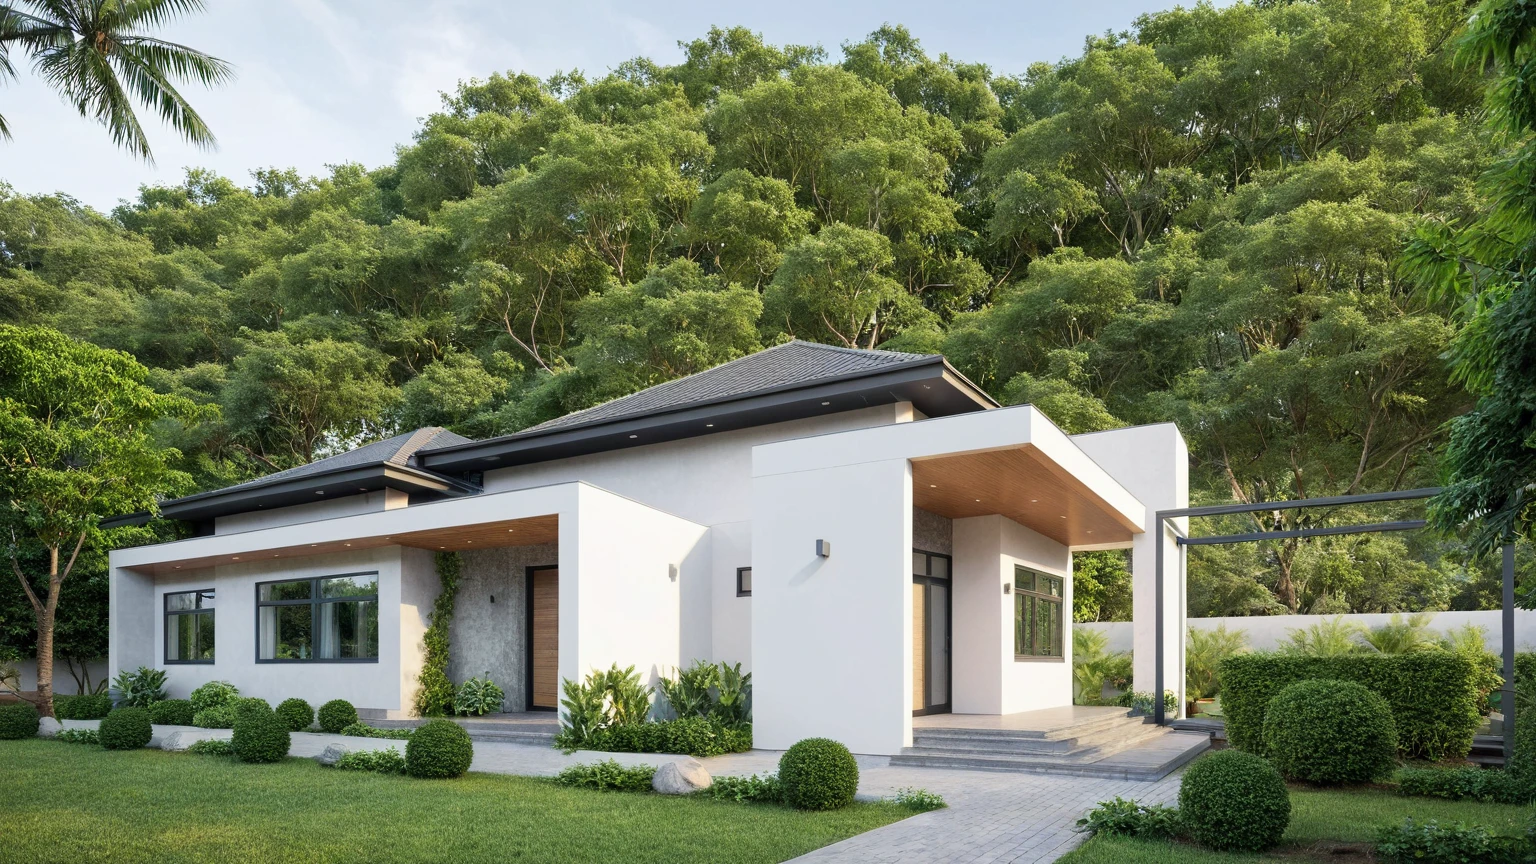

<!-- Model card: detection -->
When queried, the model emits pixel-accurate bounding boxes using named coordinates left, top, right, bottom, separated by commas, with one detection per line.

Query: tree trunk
left=34, top=604, right=56, bottom=718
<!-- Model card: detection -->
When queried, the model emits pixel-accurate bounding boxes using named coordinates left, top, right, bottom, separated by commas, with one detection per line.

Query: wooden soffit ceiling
left=912, top=446, right=1140, bottom=546
left=136, top=514, right=559, bottom=575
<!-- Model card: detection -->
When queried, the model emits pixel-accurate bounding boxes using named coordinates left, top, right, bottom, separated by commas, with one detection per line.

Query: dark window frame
left=255, top=571, right=380, bottom=664
left=1014, top=564, right=1065, bottom=662
left=736, top=566, right=752, bottom=597
left=163, top=589, right=215, bottom=665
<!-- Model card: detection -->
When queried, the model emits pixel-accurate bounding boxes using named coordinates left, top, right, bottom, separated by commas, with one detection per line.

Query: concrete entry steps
left=892, top=705, right=1211, bottom=781
left=371, top=711, right=559, bottom=746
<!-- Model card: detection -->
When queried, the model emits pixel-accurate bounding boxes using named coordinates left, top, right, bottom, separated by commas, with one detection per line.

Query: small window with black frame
left=165, top=589, right=215, bottom=663
left=737, top=567, right=752, bottom=597
left=1014, top=565, right=1064, bottom=660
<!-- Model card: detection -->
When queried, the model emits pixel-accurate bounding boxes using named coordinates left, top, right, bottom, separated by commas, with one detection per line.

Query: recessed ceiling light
left=705, top=423, right=714, bottom=428
left=1031, top=499, right=1038, bottom=503
left=1060, top=515, right=1067, bottom=519
left=507, top=528, right=515, bottom=532
left=359, top=488, right=367, bottom=492
left=1087, top=530, right=1094, bottom=534
left=231, top=556, right=240, bottom=560
left=975, top=498, right=981, bottom=502
left=316, top=491, right=325, bottom=496
left=929, top=484, right=937, bottom=488
left=174, top=565, right=182, bottom=570
left=272, top=554, right=279, bottom=558
left=629, top=434, right=638, bottom=439
left=344, top=543, right=352, bottom=547
left=439, top=546, right=446, bottom=549
left=820, top=401, right=830, bottom=406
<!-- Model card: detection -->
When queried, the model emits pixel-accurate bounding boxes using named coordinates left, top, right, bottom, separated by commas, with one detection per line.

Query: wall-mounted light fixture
left=816, top=539, right=832, bottom=558
left=669, top=563, right=679, bottom=582
left=1003, top=583, right=1012, bottom=595
left=490, top=594, right=495, bottom=604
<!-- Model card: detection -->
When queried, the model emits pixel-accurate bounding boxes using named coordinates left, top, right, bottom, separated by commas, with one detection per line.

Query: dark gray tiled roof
left=514, top=340, right=941, bottom=435
left=197, top=427, right=472, bottom=498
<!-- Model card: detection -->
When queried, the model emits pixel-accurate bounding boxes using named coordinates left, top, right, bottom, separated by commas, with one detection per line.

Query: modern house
left=107, top=341, right=1188, bottom=756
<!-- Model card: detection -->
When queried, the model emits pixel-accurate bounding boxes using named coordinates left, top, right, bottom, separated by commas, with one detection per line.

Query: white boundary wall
left=1080, top=611, right=1536, bottom=655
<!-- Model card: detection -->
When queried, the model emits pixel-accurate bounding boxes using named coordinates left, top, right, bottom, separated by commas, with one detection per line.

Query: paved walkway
left=59, top=720, right=1187, bottom=863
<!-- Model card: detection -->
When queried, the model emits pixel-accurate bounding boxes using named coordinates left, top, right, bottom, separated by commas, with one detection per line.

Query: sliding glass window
left=257, top=573, right=378, bottom=662
left=165, top=589, right=215, bottom=664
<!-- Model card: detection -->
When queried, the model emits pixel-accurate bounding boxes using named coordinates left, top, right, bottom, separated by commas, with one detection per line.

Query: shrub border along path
left=39, top=717, right=1182, bottom=863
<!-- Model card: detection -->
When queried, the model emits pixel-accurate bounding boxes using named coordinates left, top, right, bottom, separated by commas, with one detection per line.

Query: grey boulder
left=36, top=717, right=62, bottom=738
left=318, top=743, right=349, bottom=766
left=652, top=759, right=712, bottom=795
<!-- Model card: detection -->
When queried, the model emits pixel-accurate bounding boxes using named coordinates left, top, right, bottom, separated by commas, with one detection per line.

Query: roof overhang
left=104, top=463, right=481, bottom=528
left=421, top=360, right=996, bottom=475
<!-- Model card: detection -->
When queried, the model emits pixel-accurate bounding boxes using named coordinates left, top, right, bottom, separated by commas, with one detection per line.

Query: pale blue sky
left=3, top=1, right=1197, bottom=211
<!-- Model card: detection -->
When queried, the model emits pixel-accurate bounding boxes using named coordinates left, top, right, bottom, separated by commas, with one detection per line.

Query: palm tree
left=0, top=0, right=231, bottom=161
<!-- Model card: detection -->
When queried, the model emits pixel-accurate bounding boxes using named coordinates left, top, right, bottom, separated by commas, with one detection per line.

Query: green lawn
left=1059, top=787, right=1535, bottom=863
left=0, top=740, right=911, bottom=864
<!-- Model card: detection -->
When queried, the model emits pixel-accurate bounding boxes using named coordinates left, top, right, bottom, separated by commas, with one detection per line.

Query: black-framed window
left=165, top=589, right=215, bottom=664
left=257, top=572, right=378, bottom=662
left=736, top=567, right=752, bottom=597
left=1014, top=565, right=1064, bottom=660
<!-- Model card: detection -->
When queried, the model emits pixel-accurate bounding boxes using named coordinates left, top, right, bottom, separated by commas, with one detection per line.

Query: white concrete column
left=107, top=559, right=156, bottom=682
left=1071, top=424, right=1189, bottom=717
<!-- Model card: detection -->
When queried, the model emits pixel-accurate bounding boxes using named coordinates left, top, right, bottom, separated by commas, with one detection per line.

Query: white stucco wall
left=1071, top=423, right=1188, bottom=714
left=1081, top=610, right=1536, bottom=655
left=709, top=520, right=753, bottom=669
left=563, top=484, right=709, bottom=707
left=951, top=515, right=1072, bottom=715
left=752, top=457, right=913, bottom=755
left=109, top=546, right=431, bottom=717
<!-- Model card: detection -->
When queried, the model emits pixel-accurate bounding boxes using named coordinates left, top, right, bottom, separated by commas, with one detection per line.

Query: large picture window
left=165, top=589, right=215, bottom=664
left=257, top=573, right=378, bottom=662
left=1014, top=566, right=1063, bottom=660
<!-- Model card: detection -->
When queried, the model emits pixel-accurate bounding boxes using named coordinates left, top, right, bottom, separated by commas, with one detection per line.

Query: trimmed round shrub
left=231, top=705, right=291, bottom=764
left=1179, top=750, right=1290, bottom=852
left=275, top=698, right=314, bottom=732
left=189, top=680, right=240, bottom=713
left=1262, top=678, right=1397, bottom=785
left=317, top=699, right=358, bottom=734
left=99, top=707, right=154, bottom=750
left=778, top=737, right=859, bottom=811
left=148, top=699, right=196, bottom=726
left=0, top=703, right=40, bottom=739
left=405, top=719, right=473, bottom=779
left=236, top=697, right=271, bottom=717
left=192, top=704, right=239, bottom=729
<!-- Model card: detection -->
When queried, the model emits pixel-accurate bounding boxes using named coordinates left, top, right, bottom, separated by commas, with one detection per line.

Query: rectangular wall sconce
left=816, top=539, right=832, bottom=558
left=1003, top=584, right=1012, bottom=594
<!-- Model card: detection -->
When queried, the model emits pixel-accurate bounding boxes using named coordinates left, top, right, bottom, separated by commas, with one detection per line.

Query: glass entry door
left=912, top=550, right=952, bottom=716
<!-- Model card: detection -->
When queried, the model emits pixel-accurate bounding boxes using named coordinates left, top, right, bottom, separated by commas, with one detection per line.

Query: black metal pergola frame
left=1152, top=487, right=1520, bottom=761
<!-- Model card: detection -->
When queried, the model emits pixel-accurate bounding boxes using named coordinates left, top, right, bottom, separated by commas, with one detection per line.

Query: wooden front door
left=529, top=568, right=559, bottom=710
left=912, top=550, right=952, bottom=716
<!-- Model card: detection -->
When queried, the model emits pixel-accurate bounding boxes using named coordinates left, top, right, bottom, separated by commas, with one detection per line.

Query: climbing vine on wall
left=414, top=551, right=461, bottom=717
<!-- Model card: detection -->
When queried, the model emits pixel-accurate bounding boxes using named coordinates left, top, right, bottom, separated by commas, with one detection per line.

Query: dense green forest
left=2, top=0, right=1525, bottom=656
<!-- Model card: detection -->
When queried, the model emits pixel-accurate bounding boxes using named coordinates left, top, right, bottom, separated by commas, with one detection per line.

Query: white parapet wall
left=1079, top=610, right=1536, bottom=656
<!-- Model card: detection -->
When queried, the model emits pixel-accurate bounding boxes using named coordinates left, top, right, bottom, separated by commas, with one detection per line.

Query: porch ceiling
left=912, top=446, right=1141, bottom=546
left=134, top=514, right=559, bottom=575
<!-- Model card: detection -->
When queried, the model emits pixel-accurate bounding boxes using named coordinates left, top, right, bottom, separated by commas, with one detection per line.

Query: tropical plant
left=1073, top=628, right=1130, bottom=705
left=109, top=665, right=166, bottom=707
left=657, top=660, right=717, bottom=719
left=713, top=662, right=752, bottom=728
left=554, top=664, right=654, bottom=750
left=453, top=673, right=505, bottom=716
left=1279, top=617, right=1369, bottom=657
left=1361, top=613, right=1441, bottom=655
left=1075, top=797, right=1182, bottom=839
left=0, top=0, right=232, bottom=159
left=1186, top=625, right=1248, bottom=700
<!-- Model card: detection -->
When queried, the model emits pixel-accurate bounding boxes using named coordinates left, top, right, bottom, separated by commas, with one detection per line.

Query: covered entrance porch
left=750, top=405, right=1182, bottom=756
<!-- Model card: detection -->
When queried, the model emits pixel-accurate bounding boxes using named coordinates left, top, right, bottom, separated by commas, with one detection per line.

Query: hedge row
left=1219, top=653, right=1481, bottom=761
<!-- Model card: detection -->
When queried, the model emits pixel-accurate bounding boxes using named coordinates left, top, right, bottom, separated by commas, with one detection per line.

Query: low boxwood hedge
left=0, top=703, right=41, bottom=739
left=100, top=707, right=153, bottom=750
left=1220, top=652, right=1481, bottom=761
left=149, top=699, right=196, bottom=726
left=54, top=693, right=111, bottom=720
